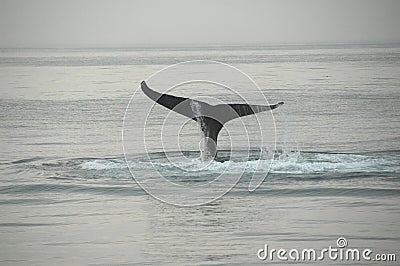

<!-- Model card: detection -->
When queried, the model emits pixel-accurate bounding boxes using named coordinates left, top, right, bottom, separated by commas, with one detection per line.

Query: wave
left=78, top=150, right=400, bottom=175
left=4, top=150, right=399, bottom=185
left=2, top=150, right=399, bottom=199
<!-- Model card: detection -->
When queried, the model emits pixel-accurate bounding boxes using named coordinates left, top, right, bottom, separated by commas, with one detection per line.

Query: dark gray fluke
left=141, top=81, right=283, bottom=159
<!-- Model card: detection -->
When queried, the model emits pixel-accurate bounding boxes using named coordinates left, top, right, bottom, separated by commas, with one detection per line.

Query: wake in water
left=5, top=148, right=399, bottom=198
left=77, top=150, right=400, bottom=175
left=4, top=149, right=399, bottom=200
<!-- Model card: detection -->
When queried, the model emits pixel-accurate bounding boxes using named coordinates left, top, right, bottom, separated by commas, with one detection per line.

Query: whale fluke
left=141, top=81, right=283, bottom=159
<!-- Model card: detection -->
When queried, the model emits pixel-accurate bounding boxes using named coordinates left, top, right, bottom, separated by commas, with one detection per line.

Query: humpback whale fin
left=141, top=80, right=211, bottom=120
left=228, top=102, right=283, bottom=117
left=140, top=81, right=283, bottom=159
left=217, top=102, right=284, bottom=123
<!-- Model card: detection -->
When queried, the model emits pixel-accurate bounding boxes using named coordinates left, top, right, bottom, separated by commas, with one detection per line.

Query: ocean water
left=0, top=44, right=399, bottom=265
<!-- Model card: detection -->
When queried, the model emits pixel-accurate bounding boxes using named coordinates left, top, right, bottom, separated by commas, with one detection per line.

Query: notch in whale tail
left=141, top=81, right=283, bottom=158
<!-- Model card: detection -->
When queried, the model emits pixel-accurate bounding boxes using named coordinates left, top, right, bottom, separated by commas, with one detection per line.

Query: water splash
left=190, top=100, right=212, bottom=162
left=274, top=104, right=302, bottom=161
left=77, top=151, right=400, bottom=175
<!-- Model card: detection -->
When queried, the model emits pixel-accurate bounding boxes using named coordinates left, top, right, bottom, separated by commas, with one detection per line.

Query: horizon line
left=1, top=40, right=400, bottom=50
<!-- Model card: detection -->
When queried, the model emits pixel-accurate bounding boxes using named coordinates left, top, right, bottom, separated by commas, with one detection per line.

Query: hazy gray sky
left=0, top=0, right=399, bottom=48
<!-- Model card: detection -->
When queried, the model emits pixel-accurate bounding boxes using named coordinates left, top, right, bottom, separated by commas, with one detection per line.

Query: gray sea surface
left=0, top=44, right=399, bottom=265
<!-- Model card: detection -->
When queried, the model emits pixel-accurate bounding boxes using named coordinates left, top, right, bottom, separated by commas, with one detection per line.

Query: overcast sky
left=0, top=0, right=399, bottom=48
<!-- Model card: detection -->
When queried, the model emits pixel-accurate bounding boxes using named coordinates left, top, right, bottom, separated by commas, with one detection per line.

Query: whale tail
left=141, top=81, right=283, bottom=159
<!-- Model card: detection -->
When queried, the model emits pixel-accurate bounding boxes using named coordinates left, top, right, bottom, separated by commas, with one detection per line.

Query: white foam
left=79, top=152, right=400, bottom=174
left=80, top=160, right=126, bottom=170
